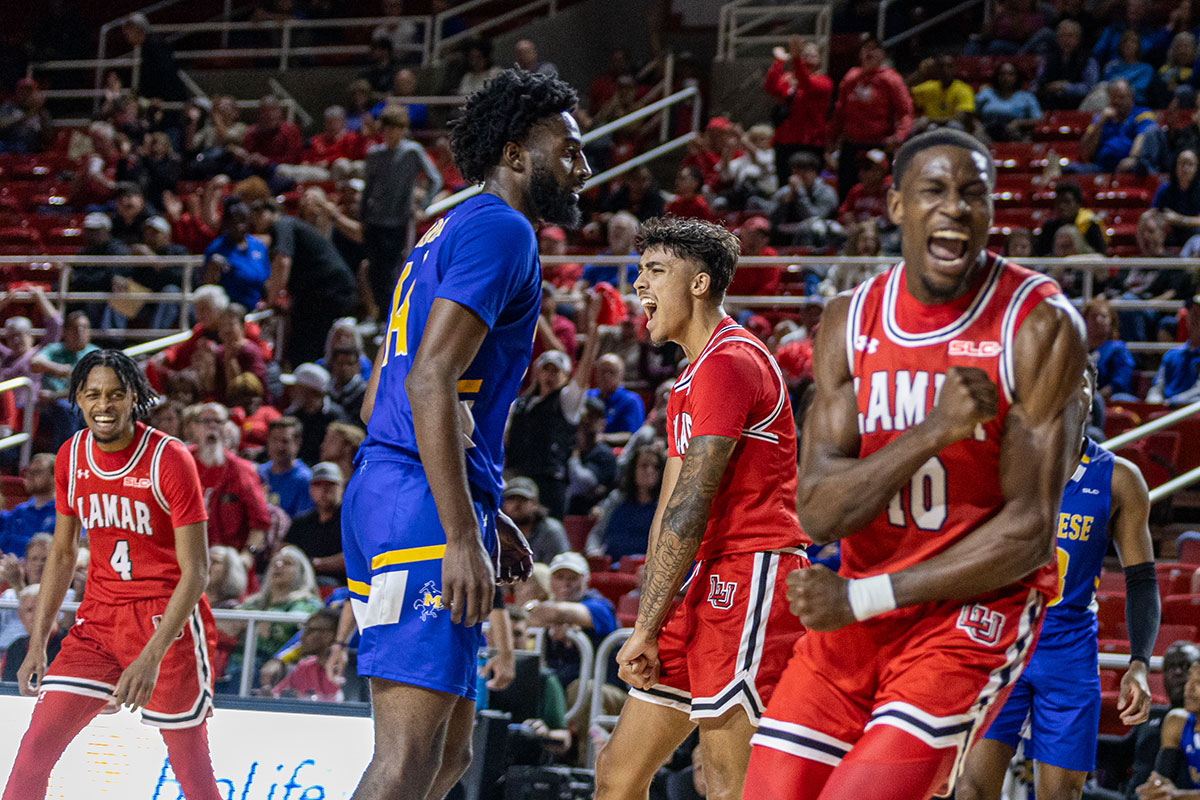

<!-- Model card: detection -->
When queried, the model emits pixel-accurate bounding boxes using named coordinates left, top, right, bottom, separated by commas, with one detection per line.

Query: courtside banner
left=0, top=695, right=373, bottom=798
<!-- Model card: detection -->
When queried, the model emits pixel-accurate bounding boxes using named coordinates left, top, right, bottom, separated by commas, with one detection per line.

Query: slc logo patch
left=414, top=581, right=444, bottom=621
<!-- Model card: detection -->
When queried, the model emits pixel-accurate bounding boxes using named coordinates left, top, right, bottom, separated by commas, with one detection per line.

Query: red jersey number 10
left=886, top=456, right=948, bottom=531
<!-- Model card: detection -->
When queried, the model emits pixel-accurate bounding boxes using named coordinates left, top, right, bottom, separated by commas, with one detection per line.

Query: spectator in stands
left=1118, top=209, right=1195, bottom=340
left=110, top=182, right=152, bottom=246
left=72, top=212, right=131, bottom=326
left=147, top=399, right=183, bottom=439
left=1084, top=296, right=1138, bottom=401
left=1, top=584, right=62, bottom=683
left=214, top=303, right=267, bottom=404
left=186, top=95, right=246, bottom=163
left=76, top=121, right=120, bottom=205
left=582, top=212, right=641, bottom=288
left=1102, top=30, right=1155, bottom=106
left=727, top=216, right=782, bottom=297
left=763, top=36, right=832, bottom=187
left=1005, top=227, right=1035, bottom=258
left=457, top=38, right=502, bottom=96
left=0, top=534, right=53, bottom=649
left=1092, top=0, right=1169, bottom=68
left=372, top=0, right=419, bottom=64
left=204, top=198, right=271, bottom=310
left=1122, top=640, right=1200, bottom=795
left=283, top=462, right=345, bottom=579
left=328, top=347, right=367, bottom=425
left=1147, top=294, right=1200, bottom=404
left=301, top=105, right=365, bottom=169
left=601, top=165, right=666, bottom=221
left=242, top=96, right=304, bottom=169
left=1035, top=181, right=1108, bottom=255
left=501, top=478, right=570, bottom=563
left=975, top=60, right=1043, bottom=142
left=1073, top=78, right=1157, bottom=174
left=769, top=151, right=840, bottom=247
left=820, top=221, right=886, bottom=296
left=0, top=289, right=60, bottom=408
left=682, top=117, right=732, bottom=190
left=0, top=78, right=52, bottom=154
left=251, top=198, right=356, bottom=367
left=908, top=55, right=977, bottom=134
left=343, top=80, right=374, bottom=134
left=206, top=545, right=248, bottom=609
left=514, top=39, right=557, bottom=77
left=258, top=416, right=313, bottom=518
left=318, top=422, right=363, bottom=487
left=359, top=38, right=398, bottom=95
left=566, top=396, right=619, bottom=515
left=371, top=68, right=429, bottom=132
left=1154, top=149, right=1200, bottom=246
left=361, top=106, right=443, bottom=317
left=31, top=312, right=95, bottom=450
left=539, top=226, right=582, bottom=290
left=267, top=609, right=344, bottom=701
left=715, top=124, right=778, bottom=212
left=586, top=442, right=664, bottom=562
left=1035, top=19, right=1100, bottom=110
left=838, top=148, right=891, bottom=226
left=286, top=363, right=347, bottom=465
left=665, top=165, right=714, bottom=222
left=587, top=353, right=645, bottom=446
left=532, top=282, right=578, bottom=366
left=1048, top=224, right=1095, bottom=296
left=527, top=551, right=618, bottom=688
left=968, top=0, right=1048, bottom=55
left=504, top=607, right=573, bottom=755
left=319, top=318, right=371, bottom=381
left=188, top=402, right=271, bottom=559
left=0, top=454, right=55, bottom=557
left=121, top=13, right=186, bottom=101
left=1154, top=32, right=1196, bottom=108
left=231, top=545, right=322, bottom=678
left=827, top=33, right=912, bottom=202
left=129, top=215, right=187, bottom=330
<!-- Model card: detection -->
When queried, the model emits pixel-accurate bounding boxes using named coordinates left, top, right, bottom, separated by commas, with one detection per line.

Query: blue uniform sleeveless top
left=1040, top=438, right=1115, bottom=647
left=1182, top=713, right=1200, bottom=788
left=359, top=193, right=541, bottom=508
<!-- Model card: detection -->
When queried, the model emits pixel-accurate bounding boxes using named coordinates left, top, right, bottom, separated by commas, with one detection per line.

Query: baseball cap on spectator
left=83, top=213, right=112, bottom=230
left=503, top=477, right=540, bottom=501
left=539, top=225, right=566, bottom=242
left=745, top=314, right=772, bottom=341
left=4, top=316, right=32, bottom=335
left=145, top=216, right=171, bottom=235
left=291, top=363, right=331, bottom=393
left=535, top=350, right=571, bottom=372
left=549, top=551, right=589, bottom=577
left=859, top=149, right=889, bottom=170
left=114, top=182, right=143, bottom=198
left=310, top=461, right=344, bottom=485
left=706, top=116, right=732, bottom=132
left=738, top=216, right=771, bottom=236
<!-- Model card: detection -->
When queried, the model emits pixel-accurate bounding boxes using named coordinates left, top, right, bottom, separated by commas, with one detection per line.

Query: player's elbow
left=1006, top=510, right=1057, bottom=576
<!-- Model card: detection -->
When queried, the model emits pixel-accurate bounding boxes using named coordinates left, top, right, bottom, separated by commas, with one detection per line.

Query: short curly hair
left=637, top=216, right=741, bottom=300
left=449, top=69, right=578, bottom=185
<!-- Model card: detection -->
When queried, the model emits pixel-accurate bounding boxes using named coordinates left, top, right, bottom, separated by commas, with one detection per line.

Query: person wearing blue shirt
left=1147, top=296, right=1200, bottom=405
left=529, top=552, right=619, bottom=687
left=1091, top=2, right=1169, bottom=68
left=340, top=69, right=590, bottom=800
left=202, top=199, right=270, bottom=310
left=1101, top=30, right=1155, bottom=105
left=0, top=454, right=55, bottom=556
left=256, top=417, right=314, bottom=519
left=1076, top=79, right=1158, bottom=174
left=587, top=354, right=646, bottom=445
left=1084, top=296, right=1138, bottom=401
left=959, top=364, right=1159, bottom=800
left=974, top=61, right=1042, bottom=142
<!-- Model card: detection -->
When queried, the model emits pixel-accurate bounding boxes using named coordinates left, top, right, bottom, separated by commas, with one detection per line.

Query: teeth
left=931, top=231, right=969, bottom=241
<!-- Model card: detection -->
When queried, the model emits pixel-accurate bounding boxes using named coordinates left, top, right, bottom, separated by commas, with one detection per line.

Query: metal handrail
left=1102, top=400, right=1200, bottom=452
left=587, top=627, right=632, bottom=768
left=880, top=0, right=989, bottom=49
left=1150, top=467, right=1200, bottom=503
left=0, top=377, right=35, bottom=468
left=721, top=4, right=831, bottom=63
left=561, top=629, right=595, bottom=722
left=433, top=0, right=557, bottom=61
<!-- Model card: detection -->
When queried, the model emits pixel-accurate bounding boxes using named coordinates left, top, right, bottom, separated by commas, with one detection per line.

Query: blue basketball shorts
left=341, top=457, right=497, bottom=699
left=982, top=631, right=1101, bottom=773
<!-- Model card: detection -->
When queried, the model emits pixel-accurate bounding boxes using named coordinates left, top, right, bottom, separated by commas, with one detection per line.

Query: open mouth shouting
left=927, top=229, right=971, bottom=274
left=640, top=295, right=658, bottom=330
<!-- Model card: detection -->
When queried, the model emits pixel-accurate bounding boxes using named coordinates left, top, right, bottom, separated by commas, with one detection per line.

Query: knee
left=953, top=776, right=984, bottom=800
left=439, top=735, right=473, bottom=784
left=594, top=744, right=651, bottom=798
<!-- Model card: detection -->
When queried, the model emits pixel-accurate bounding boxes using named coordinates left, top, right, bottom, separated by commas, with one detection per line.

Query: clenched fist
left=926, top=366, right=998, bottom=446
left=786, top=566, right=856, bottom=632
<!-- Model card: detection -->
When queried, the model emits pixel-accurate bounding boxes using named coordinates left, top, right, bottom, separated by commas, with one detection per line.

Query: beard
left=195, top=438, right=226, bottom=466
left=528, top=164, right=582, bottom=228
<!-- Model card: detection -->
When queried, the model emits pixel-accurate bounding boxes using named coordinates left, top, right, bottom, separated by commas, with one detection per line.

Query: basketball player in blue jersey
left=957, top=363, right=1159, bottom=800
left=341, top=69, right=590, bottom=800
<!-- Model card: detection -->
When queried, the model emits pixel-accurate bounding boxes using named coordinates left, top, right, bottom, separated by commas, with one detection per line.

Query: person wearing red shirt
left=532, top=281, right=579, bottom=367
left=665, top=166, right=715, bottom=222
left=241, top=96, right=304, bottom=167
left=727, top=216, right=783, bottom=296
left=764, top=35, right=834, bottom=186
left=589, top=49, right=630, bottom=115
left=828, top=34, right=913, bottom=202
left=838, top=148, right=893, bottom=225
left=302, top=106, right=365, bottom=166
left=539, top=225, right=582, bottom=289
left=683, top=117, right=734, bottom=188
left=187, top=403, right=271, bottom=560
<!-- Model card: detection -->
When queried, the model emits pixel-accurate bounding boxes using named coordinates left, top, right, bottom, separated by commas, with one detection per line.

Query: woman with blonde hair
left=819, top=221, right=887, bottom=296
left=227, top=546, right=321, bottom=685
left=206, top=545, right=248, bottom=609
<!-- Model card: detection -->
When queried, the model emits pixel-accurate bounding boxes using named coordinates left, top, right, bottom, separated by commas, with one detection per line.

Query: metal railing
left=426, top=83, right=702, bottom=218
left=434, top=0, right=558, bottom=61
left=0, top=378, right=35, bottom=468
left=1101, top=399, right=1200, bottom=503
left=587, top=627, right=631, bottom=767
left=717, top=3, right=831, bottom=63
left=878, top=0, right=992, bottom=49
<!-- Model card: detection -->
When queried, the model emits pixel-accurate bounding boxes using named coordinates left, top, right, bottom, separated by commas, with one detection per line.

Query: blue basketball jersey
left=1040, top=438, right=1115, bottom=646
left=359, top=193, right=541, bottom=507
left=1184, top=713, right=1200, bottom=788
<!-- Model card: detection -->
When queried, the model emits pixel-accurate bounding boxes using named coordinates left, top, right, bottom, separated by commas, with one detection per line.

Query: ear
left=886, top=184, right=903, bottom=226
left=691, top=269, right=712, bottom=299
left=501, top=140, right=527, bottom=173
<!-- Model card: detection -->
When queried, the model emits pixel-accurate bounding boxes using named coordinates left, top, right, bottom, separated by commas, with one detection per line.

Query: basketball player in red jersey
left=743, top=128, right=1088, bottom=800
left=3, top=350, right=221, bottom=800
left=593, top=217, right=809, bottom=800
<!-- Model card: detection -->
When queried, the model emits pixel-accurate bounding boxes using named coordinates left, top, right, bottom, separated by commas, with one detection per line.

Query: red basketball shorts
left=40, top=596, right=217, bottom=729
left=629, top=549, right=808, bottom=723
left=750, top=586, right=1044, bottom=796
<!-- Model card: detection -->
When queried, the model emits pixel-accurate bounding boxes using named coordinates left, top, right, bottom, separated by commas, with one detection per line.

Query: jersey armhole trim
left=845, top=277, right=873, bottom=376
left=149, top=436, right=174, bottom=514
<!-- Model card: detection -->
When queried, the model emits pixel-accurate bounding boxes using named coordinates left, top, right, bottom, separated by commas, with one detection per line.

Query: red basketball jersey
left=667, top=317, right=808, bottom=560
left=842, top=253, right=1069, bottom=598
left=56, top=422, right=207, bottom=612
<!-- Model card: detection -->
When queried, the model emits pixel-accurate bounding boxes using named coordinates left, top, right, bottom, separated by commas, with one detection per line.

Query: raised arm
left=795, top=295, right=995, bottom=544
left=1111, top=455, right=1158, bottom=726
left=15, top=511, right=79, bottom=696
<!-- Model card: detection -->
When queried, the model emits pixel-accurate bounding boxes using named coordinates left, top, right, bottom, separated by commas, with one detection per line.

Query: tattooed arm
left=616, top=435, right=737, bottom=690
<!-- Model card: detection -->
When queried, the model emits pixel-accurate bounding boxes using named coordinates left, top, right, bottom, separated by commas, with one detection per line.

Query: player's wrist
left=846, top=574, right=897, bottom=621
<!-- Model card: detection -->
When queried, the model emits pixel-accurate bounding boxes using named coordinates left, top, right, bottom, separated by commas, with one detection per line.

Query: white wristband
left=847, top=574, right=897, bottom=622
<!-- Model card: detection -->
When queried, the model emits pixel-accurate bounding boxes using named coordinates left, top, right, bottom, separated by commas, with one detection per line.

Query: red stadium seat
left=1157, top=563, right=1194, bottom=597
left=1099, top=691, right=1126, bottom=736
left=617, top=590, right=639, bottom=628
left=1182, top=540, right=1200, bottom=565
left=1149, top=670, right=1168, bottom=704
left=587, top=554, right=612, bottom=573
left=1096, top=591, right=1126, bottom=638
left=1098, top=570, right=1125, bottom=593
left=589, top=572, right=638, bottom=607
left=1, top=475, right=28, bottom=510
left=562, top=515, right=594, bottom=553
left=618, top=555, right=645, bottom=575
left=1104, top=406, right=1140, bottom=438
left=1099, top=668, right=1120, bottom=692
left=1162, top=594, right=1200, bottom=629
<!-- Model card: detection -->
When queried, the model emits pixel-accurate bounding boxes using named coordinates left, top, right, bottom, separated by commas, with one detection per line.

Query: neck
left=95, top=424, right=136, bottom=453
left=677, top=303, right=730, bottom=362
left=271, top=456, right=294, bottom=472
left=32, top=491, right=53, bottom=506
left=481, top=173, right=534, bottom=223
left=317, top=507, right=336, bottom=523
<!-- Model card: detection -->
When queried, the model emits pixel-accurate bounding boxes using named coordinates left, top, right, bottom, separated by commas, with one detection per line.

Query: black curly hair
left=449, top=68, right=578, bottom=185
left=69, top=349, right=159, bottom=421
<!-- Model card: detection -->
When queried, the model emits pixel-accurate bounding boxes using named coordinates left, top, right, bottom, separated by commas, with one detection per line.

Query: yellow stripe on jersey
left=457, top=379, right=482, bottom=393
left=348, top=579, right=371, bottom=596
left=1081, top=455, right=1090, bottom=464
left=371, top=544, right=447, bottom=570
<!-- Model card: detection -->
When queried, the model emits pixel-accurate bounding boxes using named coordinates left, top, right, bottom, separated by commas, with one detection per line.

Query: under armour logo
left=76, top=469, right=90, bottom=479
left=708, top=575, right=737, bottom=610
left=854, top=335, right=879, bottom=354
left=957, top=603, right=1005, bottom=647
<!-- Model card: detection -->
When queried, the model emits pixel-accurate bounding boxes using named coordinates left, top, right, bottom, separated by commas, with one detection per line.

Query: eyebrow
left=640, top=260, right=666, bottom=269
